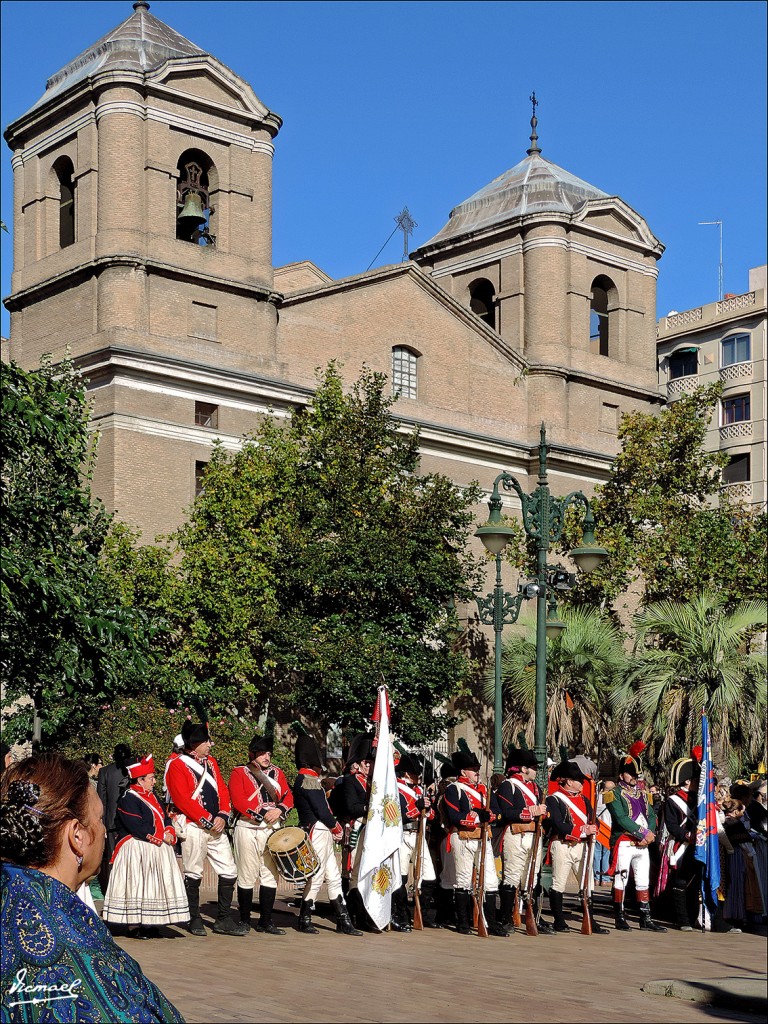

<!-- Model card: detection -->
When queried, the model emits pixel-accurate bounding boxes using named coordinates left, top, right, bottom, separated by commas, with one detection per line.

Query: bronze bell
left=177, top=190, right=207, bottom=229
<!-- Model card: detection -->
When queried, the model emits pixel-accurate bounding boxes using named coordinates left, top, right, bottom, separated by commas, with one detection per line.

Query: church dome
left=421, top=151, right=609, bottom=249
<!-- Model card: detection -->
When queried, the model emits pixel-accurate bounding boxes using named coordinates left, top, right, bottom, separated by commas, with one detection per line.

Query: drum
left=266, top=826, right=321, bottom=883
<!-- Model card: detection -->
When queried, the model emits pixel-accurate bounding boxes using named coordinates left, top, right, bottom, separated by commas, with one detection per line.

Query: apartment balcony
left=666, top=374, right=698, bottom=399
left=719, top=361, right=754, bottom=387
left=719, top=420, right=753, bottom=445
left=720, top=481, right=753, bottom=501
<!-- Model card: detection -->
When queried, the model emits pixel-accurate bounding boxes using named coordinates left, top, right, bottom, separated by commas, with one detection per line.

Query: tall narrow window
left=589, top=275, right=615, bottom=356
left=195, top=460, right=209, bottom=497
left=721, top=333, right=751, bottom=366
left=53, top=157, right=75, bottom=248
left=392, top=346, right=418, bottom=399
left=469, top=279, right=496, bottom=330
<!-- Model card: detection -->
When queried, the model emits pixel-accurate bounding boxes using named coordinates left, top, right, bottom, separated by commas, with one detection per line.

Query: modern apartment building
left=656, top=265, right=767, bottom=508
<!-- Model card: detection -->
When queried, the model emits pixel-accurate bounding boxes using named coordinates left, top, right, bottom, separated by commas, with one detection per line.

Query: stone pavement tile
left=118, top=903, right=768, bottom=1024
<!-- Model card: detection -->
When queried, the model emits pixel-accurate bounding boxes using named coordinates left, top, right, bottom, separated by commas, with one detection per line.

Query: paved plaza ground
left=115, top=890, right=768, bottom=1024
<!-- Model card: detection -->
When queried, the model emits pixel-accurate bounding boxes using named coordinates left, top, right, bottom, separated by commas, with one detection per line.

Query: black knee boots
left=333, top=894, right=363, bottom=935
left=237, top=885, right=253, bottom=929
left=484, top=892, right=510, bottom=937
left=185, top=876, right=206, bottom=936
left=298, top=897, right=319, bottom=934
left=212, top=876, right=248, bottom=936
left=453, top=888, right=472, bottom=934
left=549, top=889, right=570, bottom=932
left=256, top=885, right=285, bottom=934
left=420, top=880, right=441, bottom=928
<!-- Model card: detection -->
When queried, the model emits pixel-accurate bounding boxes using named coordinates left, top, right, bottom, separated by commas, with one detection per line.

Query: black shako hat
left=345, top=733, right=374, bottom=767
left=505, top=746, right=539, bottom=772
left=551, top=759, right=587, bottom=783
left=396, top=753, right=422, bottom=779
left=440, top=761, right=458, bottom=781
left=295, top=734, right=324, bottom=771
left=182, top=720, right=210, bottom=748
left=248, top=734, right=273, bottom=756
left=451, top=749, right=481, bottom=772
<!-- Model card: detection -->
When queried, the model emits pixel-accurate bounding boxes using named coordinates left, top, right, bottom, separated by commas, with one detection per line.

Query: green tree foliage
left=0, top=360, right=152, bottom=744
left=560, top=384, right=767, bottom=611
left=58, top=695, right=295, bottom=783
left=166, top=364, right=484, bottom=742
left=487, top=606, right=627, bottom=752
left=614, top=591, right=767, bottom=774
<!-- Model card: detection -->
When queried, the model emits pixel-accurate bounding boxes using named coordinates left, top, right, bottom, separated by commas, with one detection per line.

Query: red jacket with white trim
left=229, top=763, right=294, bottom=821
left=165, top=752, right=230, bottom=830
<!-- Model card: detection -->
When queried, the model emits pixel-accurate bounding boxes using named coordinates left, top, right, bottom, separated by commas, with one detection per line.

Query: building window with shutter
left=722, top=394, right=750, bottom=425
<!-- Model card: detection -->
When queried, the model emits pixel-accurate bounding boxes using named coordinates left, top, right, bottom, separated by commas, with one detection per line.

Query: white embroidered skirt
left=103, top=839, right=189, bottom=926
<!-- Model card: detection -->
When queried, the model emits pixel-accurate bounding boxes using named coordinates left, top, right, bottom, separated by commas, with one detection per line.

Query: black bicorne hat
left=505, top=746, right=539, bottom=772
left=670, top=757, right=694, bottom=788
left=346, top=733, right=374, bottom=766
left=440, top=761, right=458, bottom=780
left=451, top=749, right=481, bottom=772
left=248, top=734, right=273, bottom=756
left=396, top=753, right=421, bottom=778
left=295, top=733, right=324, bottom=771
left=182, top=720, right=210, bottom=748
left=550, top=759, right=587, bottom=783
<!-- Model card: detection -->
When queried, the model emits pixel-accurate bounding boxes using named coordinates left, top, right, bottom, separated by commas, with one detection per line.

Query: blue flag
left=694, top=713, right=721, bottom=917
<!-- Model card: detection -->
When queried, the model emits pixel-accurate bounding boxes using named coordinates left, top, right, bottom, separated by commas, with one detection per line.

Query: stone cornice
left=3, top=255, right=282, bottom=313
left=74, top=345, right=615, bottom=483
left=527, top=361, right=663, bottom=403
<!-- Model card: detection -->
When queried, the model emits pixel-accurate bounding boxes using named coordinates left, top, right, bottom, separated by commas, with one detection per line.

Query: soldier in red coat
left=165, top=720, right=246, bottom=937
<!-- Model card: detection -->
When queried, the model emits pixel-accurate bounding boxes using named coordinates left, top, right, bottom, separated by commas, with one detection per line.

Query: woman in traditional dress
left=0, top=752, right=183, bottom=1023
left=103, top=755, right=189, bottom=938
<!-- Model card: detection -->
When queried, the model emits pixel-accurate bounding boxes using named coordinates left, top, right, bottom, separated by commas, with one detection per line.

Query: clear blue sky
left=2, top=0, right=766, bottom=339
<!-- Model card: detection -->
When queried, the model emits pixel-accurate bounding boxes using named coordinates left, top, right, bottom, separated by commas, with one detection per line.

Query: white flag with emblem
left=358, top=686, right=403, bottom=930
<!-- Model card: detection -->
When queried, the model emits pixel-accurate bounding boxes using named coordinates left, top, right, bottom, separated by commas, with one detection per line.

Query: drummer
left=229, top=734, right=293, bottom=935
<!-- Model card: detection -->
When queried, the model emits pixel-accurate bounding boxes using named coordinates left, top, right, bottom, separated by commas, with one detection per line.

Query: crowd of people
left=1, top=726, right=766, bottom=1021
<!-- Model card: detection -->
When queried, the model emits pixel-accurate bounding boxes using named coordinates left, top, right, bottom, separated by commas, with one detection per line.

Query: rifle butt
left=412, top=893, right=424, bottom=931
left=525, top=903, right=538, bottom=937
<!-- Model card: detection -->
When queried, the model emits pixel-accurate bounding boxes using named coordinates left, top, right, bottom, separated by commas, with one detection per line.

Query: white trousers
left=612, top=841, right=650, bottom=893
left=181, top=825, right=237, bottom=881
left=233, top=823, right=279, bottom=890
left=439, top=835, right=456, bottom=889
left=550, top=839, right=593, bottom=895
left=305, top=823, right=342, bottom=902
left=450, top=834, right=498, bottom=893
left=502, top=828, right=543, bottom=889
left=399, top=830, right=436, bottom=883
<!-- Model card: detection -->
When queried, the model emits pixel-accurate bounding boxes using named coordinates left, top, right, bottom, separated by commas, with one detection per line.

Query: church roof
left=421, top=151, right=609, bottom=249
left=26, top=1, right=206, bottom=113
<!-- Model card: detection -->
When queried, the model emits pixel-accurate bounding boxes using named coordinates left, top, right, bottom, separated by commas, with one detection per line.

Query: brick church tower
left=4, top=1, right=282, bottom=536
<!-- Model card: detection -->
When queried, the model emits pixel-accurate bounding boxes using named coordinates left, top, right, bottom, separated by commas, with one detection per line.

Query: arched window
left=469, top=279, right=496, bottom=330
left=392, top=346, right=419, bottom=399
left=589, top=275, right=615, bottom=356
left=176, top=150, right=217, bottom=246
left=53, top=156, right=75, bottom=248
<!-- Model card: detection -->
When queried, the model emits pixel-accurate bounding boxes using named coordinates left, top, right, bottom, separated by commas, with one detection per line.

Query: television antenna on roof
left=698, top=220, right=724, bottom=300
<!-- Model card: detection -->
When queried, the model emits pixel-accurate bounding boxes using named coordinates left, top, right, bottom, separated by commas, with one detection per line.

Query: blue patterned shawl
left=1, top=864, right=184, bottom=1023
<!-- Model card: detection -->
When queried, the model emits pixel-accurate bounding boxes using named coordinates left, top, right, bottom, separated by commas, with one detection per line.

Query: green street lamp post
left=475, top=424, right=608, bottom=776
